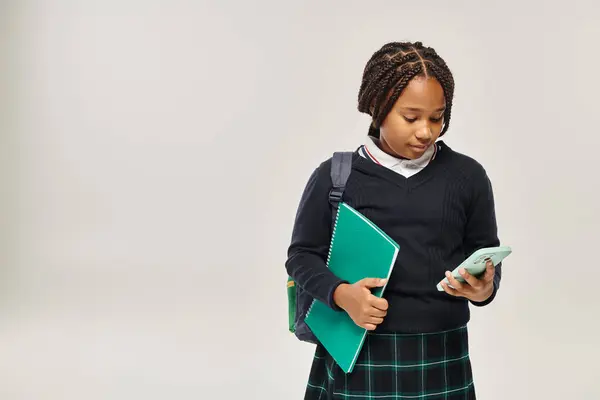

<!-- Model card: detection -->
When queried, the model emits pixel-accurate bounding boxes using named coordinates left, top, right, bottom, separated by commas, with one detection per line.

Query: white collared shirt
left=358, top=136, right=438, bottom=178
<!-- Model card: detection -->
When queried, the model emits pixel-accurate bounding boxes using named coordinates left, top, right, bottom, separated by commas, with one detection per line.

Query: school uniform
left=286, top=136, right=502, bottom=399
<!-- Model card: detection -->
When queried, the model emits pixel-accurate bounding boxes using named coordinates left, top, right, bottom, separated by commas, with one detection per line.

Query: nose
left=415, top=123, right=433, bottom=142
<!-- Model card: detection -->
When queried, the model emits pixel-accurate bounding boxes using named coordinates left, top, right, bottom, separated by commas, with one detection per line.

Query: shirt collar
left=363, top=135, right=437, bottom=169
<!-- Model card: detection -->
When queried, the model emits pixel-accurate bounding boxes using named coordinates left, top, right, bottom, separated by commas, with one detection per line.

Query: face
left=378, top=76, right=446, bottom=160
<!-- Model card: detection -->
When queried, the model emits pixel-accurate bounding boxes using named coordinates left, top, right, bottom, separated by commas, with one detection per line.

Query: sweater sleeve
left=464, top=165, right=502, bottom=307
left=285, top=162, right=348, bottom=311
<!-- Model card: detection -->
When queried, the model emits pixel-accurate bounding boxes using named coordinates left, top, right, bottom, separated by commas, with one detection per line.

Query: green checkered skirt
left=305, top=325, right=475, bottom=399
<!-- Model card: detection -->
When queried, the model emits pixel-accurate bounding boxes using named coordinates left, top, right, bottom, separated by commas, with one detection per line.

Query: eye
left=403, top=116, right=417, bottom=123
left=430, top=116, right=444, bottom=123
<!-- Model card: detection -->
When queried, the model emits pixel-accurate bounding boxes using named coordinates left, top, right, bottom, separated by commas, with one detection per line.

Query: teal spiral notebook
left=305, top=202, right=399, bottom=374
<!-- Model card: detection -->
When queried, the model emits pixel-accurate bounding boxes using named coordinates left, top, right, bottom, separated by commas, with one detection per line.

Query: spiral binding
left=306, top=202, right=344, bottom=318
left=326, top=203, right=343, bottom=268
left=306, top=298, right=316, bottom=317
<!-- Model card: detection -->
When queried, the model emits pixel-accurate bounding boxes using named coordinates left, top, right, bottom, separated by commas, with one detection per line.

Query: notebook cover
left=305, top=202, right=399, bottom=374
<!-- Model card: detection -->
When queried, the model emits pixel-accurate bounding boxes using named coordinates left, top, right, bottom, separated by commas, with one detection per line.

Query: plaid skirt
left=304, top=325, right=475, bottom=399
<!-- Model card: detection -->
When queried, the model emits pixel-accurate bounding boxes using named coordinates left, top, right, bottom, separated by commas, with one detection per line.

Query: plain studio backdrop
left=1, top=1, right=599, bottom=399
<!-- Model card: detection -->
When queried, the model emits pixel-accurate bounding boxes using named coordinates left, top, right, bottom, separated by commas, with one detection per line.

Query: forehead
left=396, top=76, right=446, bottom=109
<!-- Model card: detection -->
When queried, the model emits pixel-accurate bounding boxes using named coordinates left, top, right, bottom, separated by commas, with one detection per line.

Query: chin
left=407, top=145, right=427, bottom=157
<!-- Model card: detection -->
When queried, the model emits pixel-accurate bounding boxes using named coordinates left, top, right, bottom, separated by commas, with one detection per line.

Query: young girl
left=285, top=41, right=502, bottom=399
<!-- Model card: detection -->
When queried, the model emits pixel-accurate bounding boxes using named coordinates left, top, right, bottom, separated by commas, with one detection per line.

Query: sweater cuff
left=327, top=280, right=349, bottom=311
left=470, top=282, right=498, bottom=307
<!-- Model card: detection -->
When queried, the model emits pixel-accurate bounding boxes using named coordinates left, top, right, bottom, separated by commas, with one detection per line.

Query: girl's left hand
left=440, top=260, right=494, bottom=303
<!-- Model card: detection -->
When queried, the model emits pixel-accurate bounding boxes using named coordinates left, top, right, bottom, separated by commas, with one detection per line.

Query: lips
left=410, top=144, right=428, bottom=151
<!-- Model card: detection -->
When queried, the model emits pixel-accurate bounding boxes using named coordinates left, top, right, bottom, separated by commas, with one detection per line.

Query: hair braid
left=375, top=66, right=422, bottom=127
left=357, top=41, right=455, bottom=137
left=359, top=60, right=398, bottom=111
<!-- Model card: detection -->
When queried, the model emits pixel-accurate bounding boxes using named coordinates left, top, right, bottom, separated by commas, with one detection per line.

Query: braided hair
left=358, top=41, right=455, bottom=138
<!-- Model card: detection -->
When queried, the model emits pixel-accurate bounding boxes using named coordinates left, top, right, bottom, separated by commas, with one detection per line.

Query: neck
left=377, top=136, right=410, bottom=160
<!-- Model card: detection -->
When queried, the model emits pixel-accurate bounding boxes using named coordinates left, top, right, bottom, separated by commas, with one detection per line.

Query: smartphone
left=436, top=246, right=512, bottom=291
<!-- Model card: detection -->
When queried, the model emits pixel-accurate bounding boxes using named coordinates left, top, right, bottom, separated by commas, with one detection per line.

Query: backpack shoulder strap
left=328, top=151, right=354, bottom=209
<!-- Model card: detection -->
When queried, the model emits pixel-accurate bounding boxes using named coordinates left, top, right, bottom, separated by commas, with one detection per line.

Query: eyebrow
left=400, top=106, right=446, bottom=112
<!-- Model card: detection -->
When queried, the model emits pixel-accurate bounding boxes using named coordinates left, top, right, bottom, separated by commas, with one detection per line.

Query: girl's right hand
left=333, top=278, right=389, bottom=331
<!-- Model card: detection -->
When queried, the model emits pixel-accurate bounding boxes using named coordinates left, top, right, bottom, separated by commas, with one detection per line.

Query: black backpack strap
left=329, top=151, right=354, bottom=209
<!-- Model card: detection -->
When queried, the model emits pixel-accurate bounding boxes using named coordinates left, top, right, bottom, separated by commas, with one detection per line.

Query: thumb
left=359, top=277, right=387, bottom=288
left=484, top=259, right=495, bottom=280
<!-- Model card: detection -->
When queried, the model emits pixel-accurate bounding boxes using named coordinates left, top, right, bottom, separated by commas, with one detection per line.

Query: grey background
left=2, top=0, right=599, bottom=399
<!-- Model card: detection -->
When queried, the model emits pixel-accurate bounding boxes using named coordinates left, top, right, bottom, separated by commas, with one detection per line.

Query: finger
left=359, top=277, right=387, bottom=289
left=368, top=307, right=387, bottom=318
left=445, top=271, right=467, bottom=293
left=363, top=323, right=377, bottom=331
left=458, top=268, right=482, bottom=289
left=370, top=296, right=389, bottom=311
left=441, top=281, right=463, bottom=297
left=483, top=260, right=495, bottom=282
left=366, top=316, right=384, bottom=325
